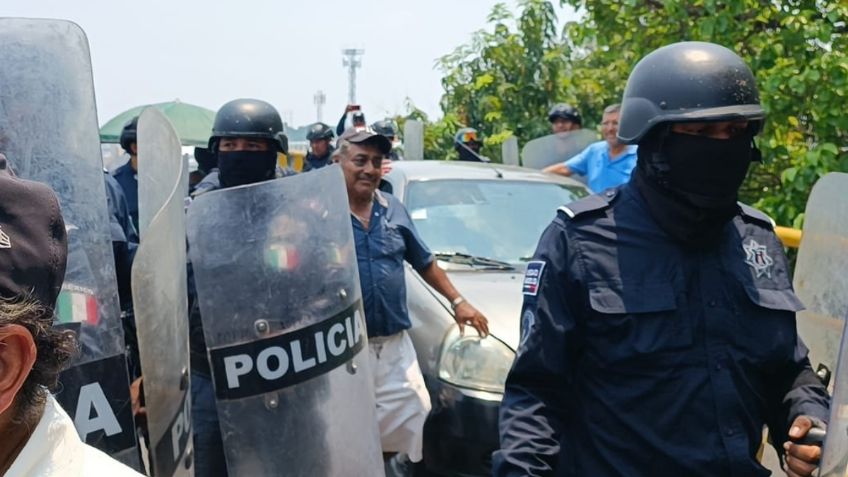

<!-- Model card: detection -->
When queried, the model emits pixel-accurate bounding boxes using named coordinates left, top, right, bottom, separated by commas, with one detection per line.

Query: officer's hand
left=454, top=302, right=489, bottom=338
left=783, top=415, right=823, bottom=477
left=130, top=376, right=147, bottom=424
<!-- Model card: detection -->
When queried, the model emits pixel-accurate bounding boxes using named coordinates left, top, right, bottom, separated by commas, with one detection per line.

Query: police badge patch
left=743, top=239, right=774, bottom=278
left=523, top=261, right=545, bottom=296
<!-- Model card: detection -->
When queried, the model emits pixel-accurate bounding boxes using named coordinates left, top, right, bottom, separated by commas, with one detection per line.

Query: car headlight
left=437, top=325, right=515, bottom=394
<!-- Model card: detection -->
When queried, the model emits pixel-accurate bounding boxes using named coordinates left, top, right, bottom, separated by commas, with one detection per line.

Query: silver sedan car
left=382, top=160, right=588, bottom=476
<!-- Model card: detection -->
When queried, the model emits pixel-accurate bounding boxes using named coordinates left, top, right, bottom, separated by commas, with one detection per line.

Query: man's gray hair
left=331, top=139, right=351, bottom=161
left=603, top=103, right=621, bottom=115
left=0, top=294, right=77, bottom=424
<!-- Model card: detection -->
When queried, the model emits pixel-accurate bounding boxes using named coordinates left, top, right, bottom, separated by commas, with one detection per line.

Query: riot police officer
left=454, top=127, right=488, bottom=162
left=495, top=41, right=829, bottom=477
left=112, top=116, right=140, bottom=231
left=303, top=122, right=335, bottom=172
left=372, top=119, right=402, bottom=161
left=547, top=103, right=582, bottom=134
left=188, top=98, right=289, bottom=477
left=190, top=99, right=292, bottom=198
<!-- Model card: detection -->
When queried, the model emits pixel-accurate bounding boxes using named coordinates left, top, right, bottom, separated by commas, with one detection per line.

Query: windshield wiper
left=433, top=251, right=516, bottom=270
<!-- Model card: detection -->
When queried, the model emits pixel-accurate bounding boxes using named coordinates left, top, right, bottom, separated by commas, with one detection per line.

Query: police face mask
left=633, top=130, right=757, bottom=248
left=662, top=131, right=755, bottom=208
left=217, top=150, right=277, bottom=188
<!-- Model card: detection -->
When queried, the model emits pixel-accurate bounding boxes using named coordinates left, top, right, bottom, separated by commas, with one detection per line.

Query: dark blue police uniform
left=112, top=160, right=139, bottom=232
left=494, top=183, right=829, bottom=477
left=303, top=151, right=333, bottom=172
left=104, top=172, right=141, bottom=378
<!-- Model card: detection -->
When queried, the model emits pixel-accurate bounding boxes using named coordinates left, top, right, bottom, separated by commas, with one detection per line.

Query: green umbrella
left=100, top=100, right=215, bottom=146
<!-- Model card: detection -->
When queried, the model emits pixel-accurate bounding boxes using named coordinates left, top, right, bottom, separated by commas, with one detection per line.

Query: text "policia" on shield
left=208, top=301, right=366, bottom=400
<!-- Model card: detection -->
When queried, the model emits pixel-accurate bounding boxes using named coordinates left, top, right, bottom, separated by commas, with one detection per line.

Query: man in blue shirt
left=334, top=128, right=489, bottom=472
left=495, top=42, right=827, bottom=477
left=543, top=104, right=637, bottom=193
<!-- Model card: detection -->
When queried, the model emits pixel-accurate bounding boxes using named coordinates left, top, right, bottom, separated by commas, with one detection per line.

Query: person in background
left=454, top=127, right=488, bottom=162
left=112, top=116, right=141, bottom=231
left=336, top=104, right=366, bottom=136
left=303, top=122, right=336, bottom=172
left=548, top=103, right=582, bottom=134
left=543, top=104, right=637, bottom=193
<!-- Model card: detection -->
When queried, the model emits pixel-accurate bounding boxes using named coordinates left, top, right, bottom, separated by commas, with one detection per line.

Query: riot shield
left=820, top=318, right=848, bottom=476
left=502, top=136, right=519, bottom=166
left=186, top=165, right=383, bottom=476
left=794, top=172, right=848, bottom=382
left=133, top=108, right=193, bottom=476
left=404, top=119, right=424, bottom=161
left=520, top=129, right=597, bottom=170
left=0, top=18, right=139, bottom=467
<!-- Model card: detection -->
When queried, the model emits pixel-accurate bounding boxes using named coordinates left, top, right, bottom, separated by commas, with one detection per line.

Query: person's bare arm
left=542, top=163, right=572, bottom=176
left=418, top=261, right=489, bottom=336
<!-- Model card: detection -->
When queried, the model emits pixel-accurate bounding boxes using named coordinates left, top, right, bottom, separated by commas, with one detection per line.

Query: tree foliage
left=413, top=0, right=848, bottom=227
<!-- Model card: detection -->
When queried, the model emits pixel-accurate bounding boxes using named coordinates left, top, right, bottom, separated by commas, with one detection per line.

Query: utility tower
left=313, top=90, right=326, bottom=122
left=342, top=48, right=364, bottom=104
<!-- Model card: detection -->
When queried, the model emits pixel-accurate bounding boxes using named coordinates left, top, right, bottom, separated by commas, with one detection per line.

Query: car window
left=406, top=180, right=586, bottom=265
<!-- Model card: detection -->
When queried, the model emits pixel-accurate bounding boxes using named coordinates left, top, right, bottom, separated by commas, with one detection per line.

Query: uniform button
left=708, top=299, right=717, bottom=307
left=725, top=428, right=734, bottom=436
left=714, top=363, right=722, bottom=371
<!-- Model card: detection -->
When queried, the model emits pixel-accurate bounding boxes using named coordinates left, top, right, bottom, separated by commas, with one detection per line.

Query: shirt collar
left=374, top=190, right=389, bottom=208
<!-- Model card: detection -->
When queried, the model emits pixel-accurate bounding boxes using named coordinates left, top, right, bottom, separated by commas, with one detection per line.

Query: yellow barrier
left=278, top=151, right=306, bottom=172
left=775, top=226, right=802, bottom=249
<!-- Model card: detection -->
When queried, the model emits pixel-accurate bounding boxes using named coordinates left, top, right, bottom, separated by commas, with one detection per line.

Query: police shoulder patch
left=738, top=202, right=775, bottom=229
left=557, top=191, right=615, bottom=220
left=522, top=261, right=546, bottom=296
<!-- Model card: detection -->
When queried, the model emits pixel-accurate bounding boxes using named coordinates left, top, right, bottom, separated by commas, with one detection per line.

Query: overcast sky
left=3, top=0, right=576, bottom=128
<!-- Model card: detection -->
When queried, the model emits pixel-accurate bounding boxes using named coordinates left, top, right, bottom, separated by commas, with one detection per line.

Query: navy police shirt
left=494, top=183, right=829, bottom=477
left=352, top=190, right=434, bottom=337
left=112, top=160, right=139, bottom=232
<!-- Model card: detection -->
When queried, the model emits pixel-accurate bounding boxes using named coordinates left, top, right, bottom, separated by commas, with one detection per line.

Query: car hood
left=443, top=270, right=524, bottom=351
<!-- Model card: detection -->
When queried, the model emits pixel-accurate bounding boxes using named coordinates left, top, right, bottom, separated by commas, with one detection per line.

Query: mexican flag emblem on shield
left=56, top=286, right=99, bottom=325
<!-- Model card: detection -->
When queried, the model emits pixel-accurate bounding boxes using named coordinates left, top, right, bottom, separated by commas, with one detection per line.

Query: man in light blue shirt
left=544, top=104, right=637, bottom=193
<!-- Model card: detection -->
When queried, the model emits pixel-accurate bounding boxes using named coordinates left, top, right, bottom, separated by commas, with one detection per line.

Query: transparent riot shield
left=186, top=165, right=383, bottom=476
left=404, top=119, right=425, bottom=161
left=520, top=130, right=597, bottom=170
left=133, top=108, right=193, bottom=476
left=502, top=136, right=519, bottom=166
left=794, top=172, right=848, bottom=383
left=0, top=18, right=139, bottom=467
left=820, top=319, right=848, bottom=476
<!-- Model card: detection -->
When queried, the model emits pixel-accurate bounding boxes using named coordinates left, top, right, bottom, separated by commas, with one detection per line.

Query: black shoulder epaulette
left=738, top=202, right=775, bottom=229
left=557, top=188, right=618, bottom=220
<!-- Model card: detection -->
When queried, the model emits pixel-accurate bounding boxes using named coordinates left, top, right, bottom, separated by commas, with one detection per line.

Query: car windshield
left=405, top=179, right=586, bottom=266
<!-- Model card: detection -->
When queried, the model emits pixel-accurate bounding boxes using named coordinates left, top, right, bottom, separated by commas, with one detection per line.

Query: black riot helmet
left=208, top=98, right=288, bottom=153
left=547, top=103, right=582, bottom=125
left=371, top=120, right=398, bottom=139
left=306, top=122, right=335, bottom=141
left=119, top=116, right=139, bottom=153
left=618, top=41, right=765, bottom=144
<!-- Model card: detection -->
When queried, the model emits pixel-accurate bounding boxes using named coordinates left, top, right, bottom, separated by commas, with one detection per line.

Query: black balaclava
left=632, top=126, right=758, bottom=248
left=217, top=149, right=278, bottom=188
